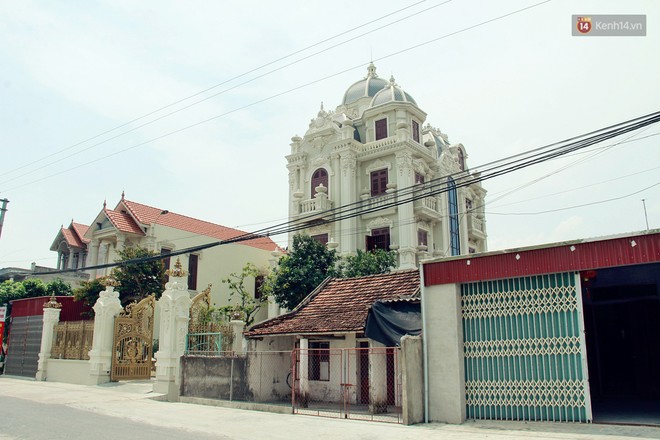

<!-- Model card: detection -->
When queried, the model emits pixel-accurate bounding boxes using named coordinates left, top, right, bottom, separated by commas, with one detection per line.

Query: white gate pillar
left=154, top=261, right=191, bottom=400
left=230, top=319, right=246, bottom=353
left=88, top=285, right=123, bottom=384
left=36, top=296, right=62, bottom=381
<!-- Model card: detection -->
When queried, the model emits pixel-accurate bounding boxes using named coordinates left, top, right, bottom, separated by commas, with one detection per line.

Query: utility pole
left=0, top=198, right=8, bottom=239
left=642, top=199, right=649, bottom=230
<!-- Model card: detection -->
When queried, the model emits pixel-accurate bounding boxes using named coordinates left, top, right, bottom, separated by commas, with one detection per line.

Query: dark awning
left=364, top=300, right=421, bottom=347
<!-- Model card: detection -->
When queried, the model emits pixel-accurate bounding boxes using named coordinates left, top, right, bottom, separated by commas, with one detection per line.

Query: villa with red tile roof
left=51, top=193, right=283, bottom=323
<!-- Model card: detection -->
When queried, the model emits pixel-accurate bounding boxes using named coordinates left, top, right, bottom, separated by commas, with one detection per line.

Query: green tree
left=21, top=278, right=47, bottom=299
left=0, top=280, right=25, bottom=307
left=262, top=234, right=339, bottom=310
left=220, top=263, right=267, bottom=327
left=46, top=278, right=73, bottom=297
left=337, top=249, right=397, bottom=278
left=73, top=246, right=166, bottom=310
left=111, top=246, right=166, bottom=306
left=73, top=277, right=107, bottom=317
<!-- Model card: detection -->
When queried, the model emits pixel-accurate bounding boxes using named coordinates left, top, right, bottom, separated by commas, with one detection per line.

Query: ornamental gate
left=462, top=272, right=592, bottom=422
left=111, top=295, right=155, bottom=381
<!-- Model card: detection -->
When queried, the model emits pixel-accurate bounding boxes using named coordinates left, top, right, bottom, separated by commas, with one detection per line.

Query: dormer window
left=458, top=149, right=465, bottom=171
left=375, top=118, right=387, bottom=140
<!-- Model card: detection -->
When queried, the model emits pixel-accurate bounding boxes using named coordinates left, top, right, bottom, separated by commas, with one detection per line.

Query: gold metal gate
left=111, top=295, right=155, bottom=381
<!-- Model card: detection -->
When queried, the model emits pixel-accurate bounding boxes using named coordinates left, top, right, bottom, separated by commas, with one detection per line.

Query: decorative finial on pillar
left=165, top=257, right=188, bottom=277
left=101, top=275, right=119, bottom=287
left=44, top=295, right=62, bottom=309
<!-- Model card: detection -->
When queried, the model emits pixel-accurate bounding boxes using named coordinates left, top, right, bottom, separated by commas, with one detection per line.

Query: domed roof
left=342, top=62, right=388, bottom=105
left=370, top=75, right=417, bottom=107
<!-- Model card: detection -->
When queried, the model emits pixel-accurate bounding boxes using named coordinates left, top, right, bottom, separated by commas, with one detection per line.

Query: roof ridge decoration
left=366, top=61, right=378, bottom=78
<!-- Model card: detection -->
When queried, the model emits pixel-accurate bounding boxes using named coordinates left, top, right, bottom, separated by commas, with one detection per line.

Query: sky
left=0, top=0, right=658, bottom=269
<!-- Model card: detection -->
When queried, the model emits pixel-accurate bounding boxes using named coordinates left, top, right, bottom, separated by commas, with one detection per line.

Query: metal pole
left=230, top=357, right=234, bottom=401
left=0, top=199, right=9, bottom=239
left=642, top=199, right=649, bottom=230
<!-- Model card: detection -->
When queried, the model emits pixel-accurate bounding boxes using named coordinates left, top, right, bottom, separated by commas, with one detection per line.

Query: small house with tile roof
left=53, top=193, right=283, bottom=323
left=245, top=269, right=420, bottom=411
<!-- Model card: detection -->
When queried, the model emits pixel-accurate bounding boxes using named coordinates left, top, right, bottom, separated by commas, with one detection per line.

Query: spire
left=103, top=199, right=107, bottom=209
left=389, top=75, right=396, bottom=86
left=366, top=62, right=378, bottom=78
left=121, top=190, right=125, bottom=200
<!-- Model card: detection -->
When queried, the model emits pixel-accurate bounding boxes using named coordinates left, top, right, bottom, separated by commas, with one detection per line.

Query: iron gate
left=111, top=295, right=155, bottom=381
left=3, top=315, right=42, bottom=377
left=462, top=272, right=592, bottom=422
left=292, top=347, right=402, bottom=423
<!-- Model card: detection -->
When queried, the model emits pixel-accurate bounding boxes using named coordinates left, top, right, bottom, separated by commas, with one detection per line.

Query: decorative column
left=154, top=258, right=192, bottom=400
left=67, top=246, right=74, bottom=269
left=88, top=239, right=100, bottom=278
left=36, top=296, right=62, bottom=381
left=396, top=152, right=417, bottom=269
left=88, top=281, right=123, bottom=384
left=339, top=151, right=357, bottom=255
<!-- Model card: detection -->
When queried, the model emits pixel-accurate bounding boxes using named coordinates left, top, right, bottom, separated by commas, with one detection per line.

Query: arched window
left=448, top=177, right=460, bottom=256
left=311, top=168, right=328, bottom=196
left=457, top=149, right=465, bottom=171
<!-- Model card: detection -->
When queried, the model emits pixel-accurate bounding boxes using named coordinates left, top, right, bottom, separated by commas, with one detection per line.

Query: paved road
left=0, top=377, right=659, bottom=440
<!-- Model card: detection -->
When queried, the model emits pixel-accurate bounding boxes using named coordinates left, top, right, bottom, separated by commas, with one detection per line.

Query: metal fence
left=292, top=347, right=402, bottom=423
left=51, top=320, right=94, bottom=360
left=185, top=332, right=222, bottom=356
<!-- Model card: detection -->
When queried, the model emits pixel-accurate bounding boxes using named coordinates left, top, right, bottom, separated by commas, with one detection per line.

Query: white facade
left=53, top=195, right=280, bottom=324
left=287, top=63, right=487, bottom=269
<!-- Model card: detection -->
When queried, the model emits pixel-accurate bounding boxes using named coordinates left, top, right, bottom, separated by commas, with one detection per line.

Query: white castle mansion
left=286, top=63, right=487, bottom=269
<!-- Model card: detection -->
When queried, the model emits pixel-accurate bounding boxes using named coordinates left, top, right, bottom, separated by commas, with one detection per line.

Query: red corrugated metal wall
left=9, top=296, right=92, bottom=321
left=424, top=231, right=660, bottom=286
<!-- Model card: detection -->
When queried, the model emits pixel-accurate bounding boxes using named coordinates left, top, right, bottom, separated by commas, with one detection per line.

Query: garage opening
left=582, top=263, right=660, bottom=425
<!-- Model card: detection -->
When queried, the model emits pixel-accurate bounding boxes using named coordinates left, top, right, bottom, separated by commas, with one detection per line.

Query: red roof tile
left=71, top=223, right=90, bottom=244
left=60, top=222, right=90, bottom=248
left=104, top=209, right=145, bottom=235
left=246, top=269, right=420, bottom=337
left=120, top=199, right=279, bottom=252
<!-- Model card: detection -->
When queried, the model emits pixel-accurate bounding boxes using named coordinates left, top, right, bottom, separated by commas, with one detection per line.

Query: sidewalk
left=1, top=376, right=659, bottom=440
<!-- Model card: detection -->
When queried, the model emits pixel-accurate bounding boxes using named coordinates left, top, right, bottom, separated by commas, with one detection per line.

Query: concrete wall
left=423, top=282, right=466, bottom=424
left=181, top=356, right=250, bottom=401
left=45, top=359, right=92, bottom=385
left=180, top=353, right=292, bottom=403
left=400, top=335, right=424, bottom=425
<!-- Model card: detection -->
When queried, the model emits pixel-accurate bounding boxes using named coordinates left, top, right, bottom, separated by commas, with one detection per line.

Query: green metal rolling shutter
left=462, top=272, right=591, bottom=422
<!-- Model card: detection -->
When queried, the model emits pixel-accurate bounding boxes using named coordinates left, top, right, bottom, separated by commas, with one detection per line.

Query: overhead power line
left=0, top=0, right=442, bottom=186
left=43, top=110, right=660, bottom=276
left=1, top=0, right=552, bottom=194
